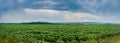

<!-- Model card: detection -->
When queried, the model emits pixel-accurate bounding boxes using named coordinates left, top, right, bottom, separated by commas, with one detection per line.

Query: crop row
left=0, top=24, right=120, bottom=43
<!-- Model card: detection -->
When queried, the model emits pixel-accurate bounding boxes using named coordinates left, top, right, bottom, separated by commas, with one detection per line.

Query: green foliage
left=71, top=40, right=78, bottom=43
left=0, top=24, right=120, bottom=43
left=56, top=39, right=64, bottom=43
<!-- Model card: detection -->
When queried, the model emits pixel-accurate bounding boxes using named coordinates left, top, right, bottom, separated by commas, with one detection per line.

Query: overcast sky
left=0, top=0, right=120, bottom=23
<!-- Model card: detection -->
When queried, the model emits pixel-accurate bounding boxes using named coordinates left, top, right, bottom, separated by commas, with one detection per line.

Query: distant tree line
left=21, top=21, right=51, bottom=24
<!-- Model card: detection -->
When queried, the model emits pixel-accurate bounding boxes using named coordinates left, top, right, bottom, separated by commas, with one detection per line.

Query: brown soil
left=115, top=40, right=120, bottom=43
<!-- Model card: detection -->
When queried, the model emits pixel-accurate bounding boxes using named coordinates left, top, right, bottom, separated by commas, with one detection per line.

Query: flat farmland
left=0, top=24, right=120, bottom=43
